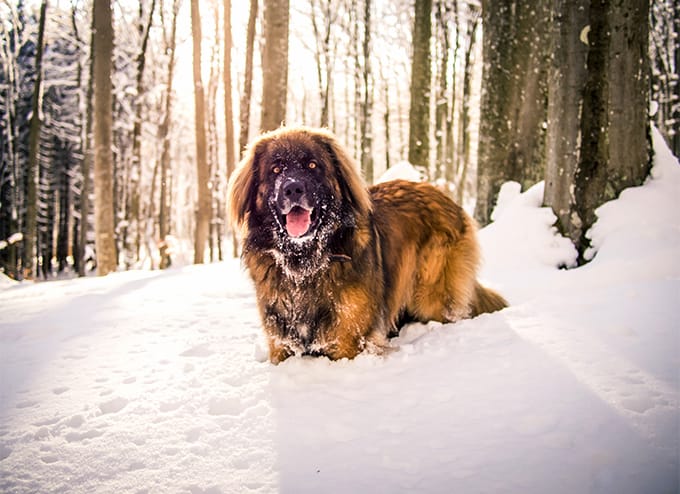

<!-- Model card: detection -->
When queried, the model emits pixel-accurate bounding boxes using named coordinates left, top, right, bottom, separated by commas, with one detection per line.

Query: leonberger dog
left=227, top=126, right=507, bottom=364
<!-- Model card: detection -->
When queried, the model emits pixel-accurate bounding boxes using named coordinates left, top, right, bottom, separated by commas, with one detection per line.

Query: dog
left=227, top=126, right=507, bottom=363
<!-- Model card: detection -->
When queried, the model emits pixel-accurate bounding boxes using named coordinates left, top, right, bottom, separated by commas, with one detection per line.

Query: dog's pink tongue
left=286, top=207, right=312, bottom=237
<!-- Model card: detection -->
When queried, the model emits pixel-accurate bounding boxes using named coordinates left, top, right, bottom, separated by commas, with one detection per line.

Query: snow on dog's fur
left=227, top=126, right=507, bottom=363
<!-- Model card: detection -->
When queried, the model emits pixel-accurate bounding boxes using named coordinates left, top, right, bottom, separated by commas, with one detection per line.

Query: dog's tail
left=469, top=281, right=508, bottom=317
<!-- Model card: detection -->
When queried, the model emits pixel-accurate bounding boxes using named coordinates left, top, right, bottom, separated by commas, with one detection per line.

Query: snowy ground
left=1, top=130, right=678, bottom=494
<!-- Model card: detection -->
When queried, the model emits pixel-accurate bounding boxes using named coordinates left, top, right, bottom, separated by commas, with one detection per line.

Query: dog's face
left=262, top=139, right=336, bottom=242
left=228, top=127, right=373, bottom=275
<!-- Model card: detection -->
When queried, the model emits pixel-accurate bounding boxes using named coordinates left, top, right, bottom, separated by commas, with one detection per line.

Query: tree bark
left=572, top=0, right=611, bottom=259
left=239, top=0, right=258, bottom=156
left=92, top=0, right=118, bottom=275
left=475, top=0, right=549, bottom=225
left=126, top=0, right=156, bottom=267
left=260, top=0, right=290, bottom=132
left=191, top=0, right=211, bottom=264
left=606, top=0, right=651, bottom=194
left=23, top=0, right=47, bottom=279
left=408, top=0, right=432, bottom=171
left=571, top=0, right=651, bottom=261
left=543, top=0, right=589, bottom=242
left=223, top=0, right=238, bottom=257
left=456, top=10, right=480, bottom=204
left=360, top=0, right=373, bottom=182
left=158, top=0, right=179, bottom=269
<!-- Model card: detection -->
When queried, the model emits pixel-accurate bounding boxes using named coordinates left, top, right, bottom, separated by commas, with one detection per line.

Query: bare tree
left=408, top=0, right=432, bottom=172
left=92, top=0, right=117, bottom=275
left=543, top=0, right=652, bottom=262
left=475, top=0, right=550, bottom=225
left=543, top=0, right=589, bottom=243
left=224, top=0, right=238, bottom=257
left=310, top=0, right=336, bottom=128
left=260, top=0, right=290, bottom=132
left=23, top=0, right=47, bottom=279
left=124, top=0, right=156, bottom=267
left=455, top=6, right=480, bottom=204
left=157, top=0, right=180, bottom=269
left=239, top=0, right=258, bottom=156
left=570, top=0, right=651, bottom=261
left=190, top=0, right=210, bottom=264
left=359, top=0, right=373, bottom=182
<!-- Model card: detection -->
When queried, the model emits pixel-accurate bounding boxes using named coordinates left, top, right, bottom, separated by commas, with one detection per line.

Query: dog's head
left=227, top=127, right=372, bottom=268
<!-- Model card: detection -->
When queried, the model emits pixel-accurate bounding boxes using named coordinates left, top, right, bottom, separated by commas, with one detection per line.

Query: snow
left=1, top=135, right=679, bottom=493
left=375, top=160, right=426, bottom=184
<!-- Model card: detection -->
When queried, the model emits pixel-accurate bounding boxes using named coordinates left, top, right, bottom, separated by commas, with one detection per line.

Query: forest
left=0, top=0, right=678, bottom=280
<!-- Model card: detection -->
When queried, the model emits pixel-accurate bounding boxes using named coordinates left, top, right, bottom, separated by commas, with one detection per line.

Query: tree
left=544, top=0, right=652, bottom=262
left=223, top=0, right=237, bottom=257
left=571, top=0, right=651, bottom=261
left=92, top=0, right=117, bottom=275
left=260, top=0, right=290, bottom=132
left=23, top=0, right=47, bottom=279
left=543, top=0, right=589, bottom=244
left=310, top=0, right=336, bottom=129
left=72, top=3, right=95, bottom=277
left=359, top=0, right=373, bottom=182
left=408, top=0, right=432, bottom=171
left=190, top=0, right=210, bottom=264
left=125, top=0, right=156, bottom=267
left=650, top=0, right=679, bottom=156
left=238, top=0, right=258, bottom=156
left=455, top=6, right=481, bottom=204
left=475, top=0, right=550, bottom=225
left=157, top=0, right=180, bottom=269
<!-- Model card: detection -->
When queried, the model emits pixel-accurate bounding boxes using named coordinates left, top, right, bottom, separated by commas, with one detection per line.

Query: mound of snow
left=478, top=181, right=578, bottom=281
left=375, top=161, right=426, bottom=184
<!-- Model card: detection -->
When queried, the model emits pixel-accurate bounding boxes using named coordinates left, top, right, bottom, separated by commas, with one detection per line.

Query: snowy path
left=0, top=257, right=677, bottom=494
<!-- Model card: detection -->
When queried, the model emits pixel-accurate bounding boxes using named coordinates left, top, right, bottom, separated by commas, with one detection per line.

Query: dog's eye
left=308, top=162, right=317, bottom=170
left=272, top=165, right=281, bottom=174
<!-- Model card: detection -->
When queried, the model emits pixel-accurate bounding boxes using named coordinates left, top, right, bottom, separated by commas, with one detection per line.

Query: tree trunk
left=158, top=0, right=180, bottom=270
left=127, top=0, right=156, bottom=267
left=434, top=0, right=449, bottom=181
left=408, top=0, right=432, bottom=171
left=239, top=0, right=258, bottom=156
left=360, top=0, right=373, bottom=182
left=260, top=0, right=290, bottom=132
left=456, top=10, right=480, bottom=204
left=92, top=0, right=117, bottom=275
left=543, top=0, right=589, bottom=242
left=23, top=0, right=47, bottom=280
left=223, top=0, right=238, bottom=257
left=606, top=0, right=651, bottom=194
left=571, top=0, right=651, bottom=261
left=572, top=0, right=611, bottom=259
left=191, top=0, right=211, bottom=264
left=310, top=0, right=334, bottom=129
left=475, top=0, right=550, bottom=225
left=78, top=5, right=95, bottom=276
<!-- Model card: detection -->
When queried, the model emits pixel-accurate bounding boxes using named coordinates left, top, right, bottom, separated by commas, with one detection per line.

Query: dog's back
left=370, top=180, right=507, bottom=326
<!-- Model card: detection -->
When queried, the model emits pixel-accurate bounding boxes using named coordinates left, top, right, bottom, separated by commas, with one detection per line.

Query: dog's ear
left=227, top=139, right=263, bottom=231
left=311, top=128, right=373, bottom=219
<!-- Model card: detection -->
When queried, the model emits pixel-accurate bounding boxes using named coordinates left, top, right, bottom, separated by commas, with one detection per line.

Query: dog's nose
left=282, top=179, right=306, bottom=203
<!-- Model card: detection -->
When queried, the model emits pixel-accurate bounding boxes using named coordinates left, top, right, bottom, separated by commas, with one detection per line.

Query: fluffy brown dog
left=227, top=126, right=506, bottom=363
